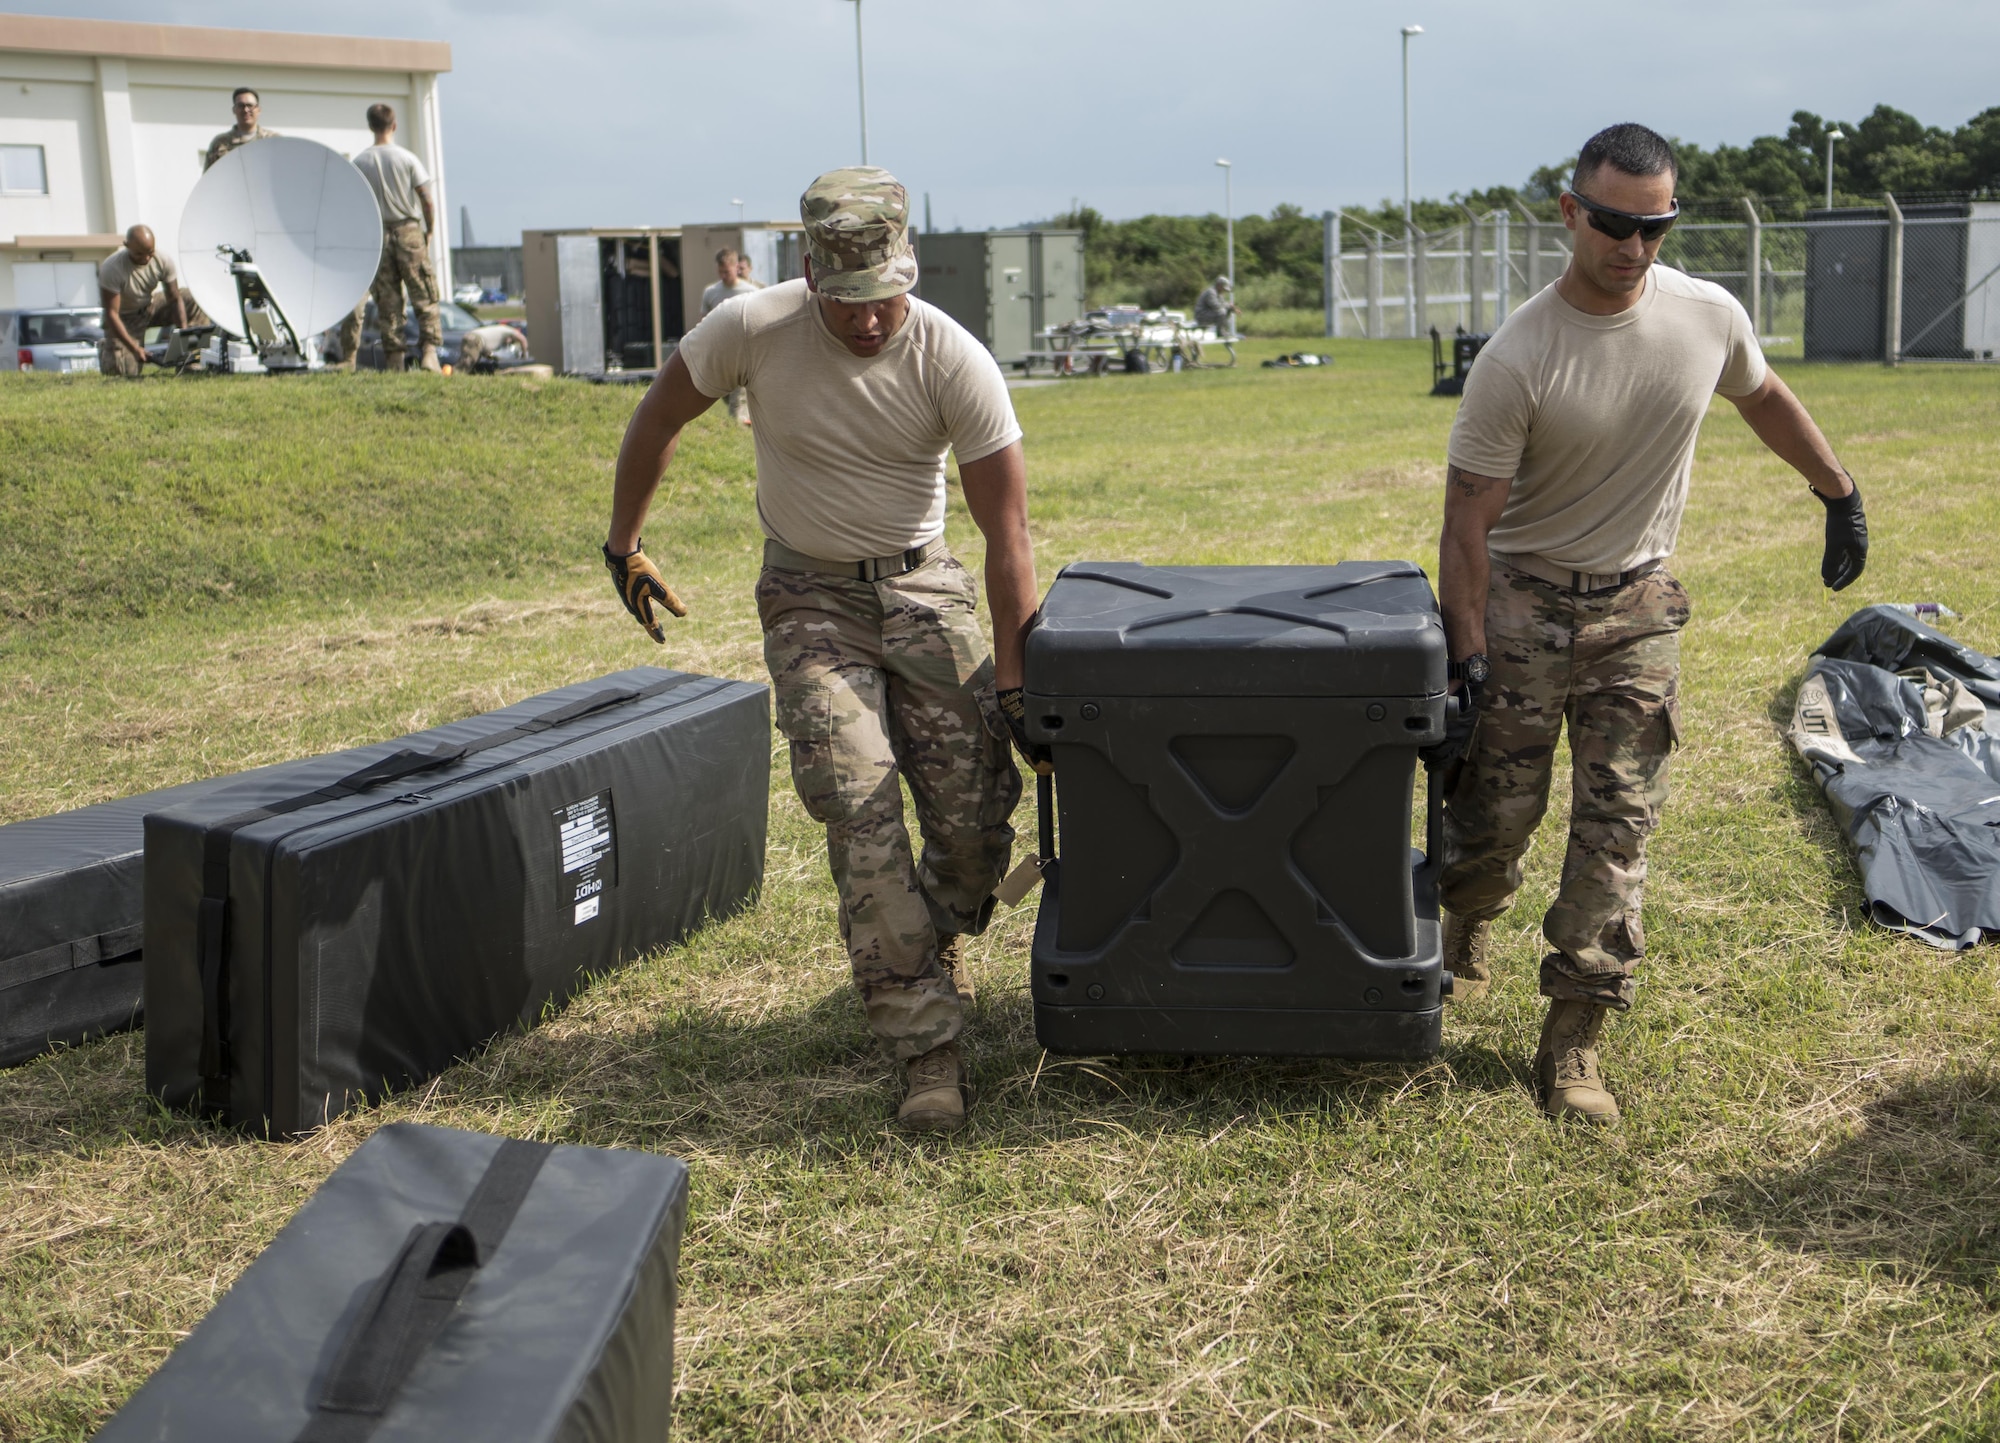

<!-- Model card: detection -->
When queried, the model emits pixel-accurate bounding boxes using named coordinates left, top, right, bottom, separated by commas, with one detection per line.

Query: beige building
left=0, top=13, right=451, bottom=310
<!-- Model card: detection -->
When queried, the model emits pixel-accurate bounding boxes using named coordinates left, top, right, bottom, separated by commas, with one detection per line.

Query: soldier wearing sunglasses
left=1433, top=122, right=1868, bottom=1126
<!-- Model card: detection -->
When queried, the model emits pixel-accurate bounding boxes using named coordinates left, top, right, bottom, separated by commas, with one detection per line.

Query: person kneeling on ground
left=97, top=225, right=208, bottom=378
left=604, top=166, right=1043, bottom=1133
left=1431, top=121, right=1869, bottom=1126
left=456, top=322, right=528, bottom=372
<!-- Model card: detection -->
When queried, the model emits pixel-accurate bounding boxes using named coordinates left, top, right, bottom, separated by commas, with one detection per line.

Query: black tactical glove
left=1817, top=479, right=1868, bottom=592
left=603, top=540, right=687, bottom=643
left=995, top=687, right=1053, bottom=775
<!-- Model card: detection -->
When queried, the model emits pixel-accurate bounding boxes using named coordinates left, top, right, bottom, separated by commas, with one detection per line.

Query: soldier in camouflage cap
left=797, top=166, right=921, bottom=302
left=603, top=166, right=1045, bottom=1135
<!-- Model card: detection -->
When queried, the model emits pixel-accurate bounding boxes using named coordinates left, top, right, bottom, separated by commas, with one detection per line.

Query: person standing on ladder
left=603, top=166, right=1044, bottom=1134
left=1433, top=122, right=1870, bottom=1125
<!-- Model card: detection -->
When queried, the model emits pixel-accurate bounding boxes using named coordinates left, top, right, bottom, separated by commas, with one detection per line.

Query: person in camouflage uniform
left=334, top=104, right=443, bottom=372
left=602, top=166, right=1040, bottom=1134
left=1434, top=123, right=1869, bottom=1125
left=203, top=88, right=278, bottom=170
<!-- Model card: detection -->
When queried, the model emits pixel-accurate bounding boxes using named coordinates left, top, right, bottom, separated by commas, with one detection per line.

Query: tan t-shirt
left=1448, top=265, right=1767, bottom=574
left=677, top=279, right=1022, bottom=561
left=352, top=143, right=431, bottom=228
left=97, top=249, right=179, bottom=317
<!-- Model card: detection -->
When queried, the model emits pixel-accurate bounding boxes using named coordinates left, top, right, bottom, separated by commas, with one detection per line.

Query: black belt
left=762, top=536, right=947, bottom=583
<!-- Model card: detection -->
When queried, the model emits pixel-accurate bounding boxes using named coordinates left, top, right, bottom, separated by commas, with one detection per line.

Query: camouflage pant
left=335, top=220, right=441, bottom=363
left=758, top=551, right=1022, bottom=1059
left=1440, top=563, right=1688, bottom=1009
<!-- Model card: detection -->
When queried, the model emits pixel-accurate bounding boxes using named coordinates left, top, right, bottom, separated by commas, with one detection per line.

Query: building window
left=1, top=144, right=49, bottom=196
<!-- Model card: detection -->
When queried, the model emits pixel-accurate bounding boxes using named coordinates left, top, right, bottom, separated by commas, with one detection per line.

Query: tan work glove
left=603, top=540, right=687, bottom=642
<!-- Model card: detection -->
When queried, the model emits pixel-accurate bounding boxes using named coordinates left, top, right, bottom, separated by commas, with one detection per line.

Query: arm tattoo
left=1446, top=464, right=1504, bottom=498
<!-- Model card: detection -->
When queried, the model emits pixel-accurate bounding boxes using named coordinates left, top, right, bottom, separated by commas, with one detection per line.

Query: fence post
left=1412, top=228, right=1428, bottom=337
left=1323, top=209, right=1339, bottom=338
left=1366, top=231, right=1384, bottom=339
left=1494, top=212, right=1511, bottom=323
left=1883, top=193, right=1904, bottom=366
left=1467, top=212, right=1483, bottom=333
left=1516, top=200, right=1540, bottom=294
left=1740, top=197, right=1761, bottom=337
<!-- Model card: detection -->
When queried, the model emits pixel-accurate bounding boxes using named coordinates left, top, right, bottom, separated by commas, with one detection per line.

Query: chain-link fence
left=1320, top=198, right=2000, bottom=363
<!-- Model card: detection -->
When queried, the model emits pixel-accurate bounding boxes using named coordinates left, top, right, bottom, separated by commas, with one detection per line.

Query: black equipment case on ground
left=1024, top=562, right=1449, bottom=1058
left=145, top=667, right=768, bottom=1135
left=1, top=768, right=314, bottom=1069
left=93, top=1122, right=688, bottom=1442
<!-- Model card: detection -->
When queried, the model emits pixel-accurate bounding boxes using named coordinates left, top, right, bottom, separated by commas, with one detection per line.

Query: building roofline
left=0, top=14, right=450, bottom=73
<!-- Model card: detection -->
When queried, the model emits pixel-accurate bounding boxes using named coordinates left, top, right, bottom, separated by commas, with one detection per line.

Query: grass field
left=3, top=342, right=2000, bottom=1441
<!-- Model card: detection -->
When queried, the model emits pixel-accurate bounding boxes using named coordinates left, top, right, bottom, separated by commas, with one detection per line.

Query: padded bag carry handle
left=297, top=1138, right=551, bottom=1442
left=193, top=676, right=697, bottom=1092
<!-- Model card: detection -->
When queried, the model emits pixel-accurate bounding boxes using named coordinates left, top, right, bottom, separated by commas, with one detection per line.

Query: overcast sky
left=30, top=0, right=2000, bottom=240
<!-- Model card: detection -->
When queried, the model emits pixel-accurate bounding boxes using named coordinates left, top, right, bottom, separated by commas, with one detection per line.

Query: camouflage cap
left=799, top=166, right=919, bottom=302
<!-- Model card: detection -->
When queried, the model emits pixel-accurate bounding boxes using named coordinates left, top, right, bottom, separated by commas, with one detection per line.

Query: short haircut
left=232, top=87, right=260, bottom=105
left=715, top=247, right=740, bottom=265
left=1571, top=123, right=1677, bottom=194
left=367, top=102, right=397, bottom=133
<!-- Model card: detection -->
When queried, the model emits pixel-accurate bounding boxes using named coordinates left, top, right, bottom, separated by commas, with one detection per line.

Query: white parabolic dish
left=180, top=137, right=383, bottom=339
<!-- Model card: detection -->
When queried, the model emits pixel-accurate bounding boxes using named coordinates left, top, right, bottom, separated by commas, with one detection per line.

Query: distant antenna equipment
left=178, top=137, right=382, bottom=373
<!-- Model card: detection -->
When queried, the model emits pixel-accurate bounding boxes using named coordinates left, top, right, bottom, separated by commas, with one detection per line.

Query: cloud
left=21, top=0, right=2000, bottom=238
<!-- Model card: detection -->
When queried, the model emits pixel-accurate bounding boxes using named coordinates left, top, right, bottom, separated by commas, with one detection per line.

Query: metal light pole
left=841, top=0, right=869, bottom=164
left=1824, top=128, right=1845, bottom=209
left=1401, top=24, right=1423, bottom=338
left=1216, top=158, right=1234, bottom=339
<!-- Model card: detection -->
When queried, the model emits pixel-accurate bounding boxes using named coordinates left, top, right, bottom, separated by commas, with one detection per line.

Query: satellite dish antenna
left=179, top=136, right=382, bottom=369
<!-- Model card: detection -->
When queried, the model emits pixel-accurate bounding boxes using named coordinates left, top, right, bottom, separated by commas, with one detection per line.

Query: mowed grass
left=3, top=344, right=2000, bottom=1441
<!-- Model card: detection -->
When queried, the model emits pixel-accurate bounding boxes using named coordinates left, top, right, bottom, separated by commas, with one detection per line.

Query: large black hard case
left=146, top=668, right=769, bottom=1134
left=1, top=767, right=324, bottom=1069
left=1024, top=562, right=1448, bottom=1058
left=94, top=1122, right=688, bottom=1442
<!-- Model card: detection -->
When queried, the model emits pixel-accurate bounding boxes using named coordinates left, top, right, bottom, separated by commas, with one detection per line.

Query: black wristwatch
left=1449, top=654, right=1491, bottom=686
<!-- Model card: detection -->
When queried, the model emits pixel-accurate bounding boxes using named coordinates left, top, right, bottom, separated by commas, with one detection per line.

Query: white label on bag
left=554, top=791, right=617, bottom=917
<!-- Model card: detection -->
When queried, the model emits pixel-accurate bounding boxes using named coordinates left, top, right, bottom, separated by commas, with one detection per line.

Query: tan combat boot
left=1442, top=912, right=1492, bottom=1002
left=419, top=344, right=443, bottom=373
left=897, top=1041, right=967, bottom=1133
left=330, top=355, right=357, bottom=373
left=1533, top=999, right=1620, bottom=1126
left=383, top=348, right=407, bottom=373
left=937, top=933, right=974, bottom=1002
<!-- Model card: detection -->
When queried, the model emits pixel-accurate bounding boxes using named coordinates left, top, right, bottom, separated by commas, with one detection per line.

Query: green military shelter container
left=915, top=229, right=1084, bottom=363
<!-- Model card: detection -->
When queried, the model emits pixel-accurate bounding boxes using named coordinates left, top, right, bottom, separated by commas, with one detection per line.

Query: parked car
left=4, top=307, right=104, bottom=373
left=327, top=299, right=532, bottom=371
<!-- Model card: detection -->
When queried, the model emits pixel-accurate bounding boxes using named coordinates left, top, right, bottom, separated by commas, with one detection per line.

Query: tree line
left=1045, top=104, right=2000, bottom=310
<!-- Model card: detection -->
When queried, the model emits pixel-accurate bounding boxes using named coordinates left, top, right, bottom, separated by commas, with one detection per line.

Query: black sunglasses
left=1570, top=191, right=1679, bottom=242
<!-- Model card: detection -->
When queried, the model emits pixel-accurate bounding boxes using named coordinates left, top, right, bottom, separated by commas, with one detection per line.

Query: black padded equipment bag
left=93, top=1122, right=688, bottom=1442
left=2, top=767, right=326, bottom=1069
left=1024, top=562, right=1448, bottom=1059
left=145, top=667, right=768, bottom=1134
